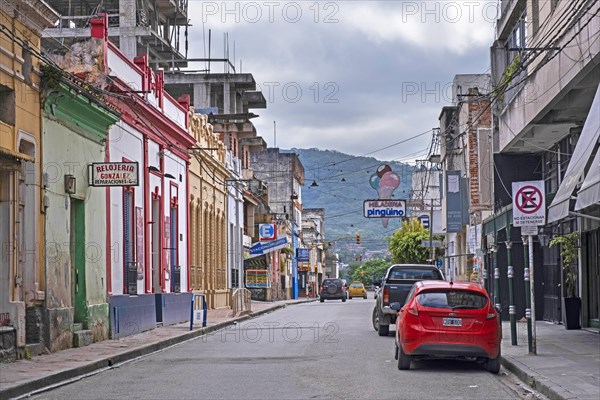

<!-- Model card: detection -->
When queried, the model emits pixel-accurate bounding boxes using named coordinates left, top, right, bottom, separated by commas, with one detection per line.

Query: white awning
left=547, top=84, right=600, bottom=223
left=575, top=151, right=600, bottom=210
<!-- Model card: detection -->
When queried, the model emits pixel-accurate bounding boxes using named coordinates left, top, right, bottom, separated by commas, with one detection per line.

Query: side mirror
left=390, top=302, right=402, bottom=311
left=495, top=305, right=502, bottom=314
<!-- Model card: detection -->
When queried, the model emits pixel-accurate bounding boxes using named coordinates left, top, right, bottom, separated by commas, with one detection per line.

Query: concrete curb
left=3, top=300, right=311, bottom=399
left=501, top=356, right=573, bottom=400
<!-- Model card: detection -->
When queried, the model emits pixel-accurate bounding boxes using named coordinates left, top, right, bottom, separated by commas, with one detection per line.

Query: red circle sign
left=515, top=185, right=543, bottom=214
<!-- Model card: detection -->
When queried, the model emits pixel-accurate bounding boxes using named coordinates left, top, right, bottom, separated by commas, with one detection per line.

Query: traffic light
left=356, top=234, right=361, bottom=245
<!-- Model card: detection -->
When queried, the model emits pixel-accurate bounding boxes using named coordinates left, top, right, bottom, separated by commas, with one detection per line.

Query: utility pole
left=430, top=198, right=434, bottom=263
left=523, top=235, right=533, bottom=354
left=528, top=235, right=537, bottom=354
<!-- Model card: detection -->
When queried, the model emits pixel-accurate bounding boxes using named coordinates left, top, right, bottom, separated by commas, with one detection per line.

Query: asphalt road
left=31, top=293, right=544, bottom=399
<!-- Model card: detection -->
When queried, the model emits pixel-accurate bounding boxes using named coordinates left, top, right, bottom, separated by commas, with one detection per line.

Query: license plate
left=443, top=317, right=462, bottom=327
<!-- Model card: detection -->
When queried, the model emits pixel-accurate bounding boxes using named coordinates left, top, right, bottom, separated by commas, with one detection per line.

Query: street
left=31, top=295, right=543, bottom=400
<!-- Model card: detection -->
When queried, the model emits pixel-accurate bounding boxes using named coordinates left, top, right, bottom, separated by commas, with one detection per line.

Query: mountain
left=283, top=148, right=416, bottom=255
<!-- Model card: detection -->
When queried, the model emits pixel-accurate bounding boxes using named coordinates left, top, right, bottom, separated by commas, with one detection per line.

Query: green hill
left=284, top=148, right=415, bottom=256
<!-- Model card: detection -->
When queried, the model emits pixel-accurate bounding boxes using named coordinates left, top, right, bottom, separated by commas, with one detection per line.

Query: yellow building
left=0, top=1, right=59, bottom=358
left=188, top=112, right=230, bottom=309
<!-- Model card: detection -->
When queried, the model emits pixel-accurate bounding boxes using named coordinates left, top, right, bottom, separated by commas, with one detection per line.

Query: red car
left=392, top=280, right=501, bottom=373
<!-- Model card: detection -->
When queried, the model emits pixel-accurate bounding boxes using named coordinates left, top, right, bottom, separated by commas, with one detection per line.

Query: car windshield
left=351, top=284, right=363, bottom=288
left=388, top=268, right=442, bottom=280
left=323, top=280, right=339, bottom=286
left=416, top=290, right=488, bottom=310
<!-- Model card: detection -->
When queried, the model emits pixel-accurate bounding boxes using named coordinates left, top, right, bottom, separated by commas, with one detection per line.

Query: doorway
left=152, top=197, right=161, bottom=292
left=70, top=199, right=87, bottom=325
left=584, top=230, right=600, bottom=328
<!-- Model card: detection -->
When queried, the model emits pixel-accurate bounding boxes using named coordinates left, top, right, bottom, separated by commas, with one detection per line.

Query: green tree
left=388, top=219, right=430, bottom=264
left=351, top=258, right=389, bottom=285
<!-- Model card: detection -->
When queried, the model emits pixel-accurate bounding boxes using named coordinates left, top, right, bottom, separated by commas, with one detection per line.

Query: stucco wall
left=43, top=118, right=108, bottom=307
left=108, top=122, right=144, bottom=295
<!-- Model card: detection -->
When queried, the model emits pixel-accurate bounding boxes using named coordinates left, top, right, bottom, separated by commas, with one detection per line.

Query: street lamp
left=538, top=227, right=552, bottom=246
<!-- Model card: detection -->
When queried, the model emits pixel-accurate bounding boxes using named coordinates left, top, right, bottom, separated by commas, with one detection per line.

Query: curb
left=500, top=356, right=573, bottom=400
left=3, top=301, right=309, bottom=399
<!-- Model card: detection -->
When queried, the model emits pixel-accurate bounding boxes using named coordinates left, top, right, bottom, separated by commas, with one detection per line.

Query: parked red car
left=392, top=280, right=501, bottom=373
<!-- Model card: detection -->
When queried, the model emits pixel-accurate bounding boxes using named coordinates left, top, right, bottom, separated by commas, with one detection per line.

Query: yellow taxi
left=348, top=282, right=367, bottom=299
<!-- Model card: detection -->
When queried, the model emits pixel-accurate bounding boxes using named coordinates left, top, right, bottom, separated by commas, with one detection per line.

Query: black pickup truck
left=373, top=264, right=445, bottom=336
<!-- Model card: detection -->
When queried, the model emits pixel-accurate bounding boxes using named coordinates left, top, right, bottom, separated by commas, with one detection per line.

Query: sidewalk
left=0, top=299, right=312, bottom=399
left=501, top=320, right=600, bottom=400
left=1, top=303, right=598, bottom=400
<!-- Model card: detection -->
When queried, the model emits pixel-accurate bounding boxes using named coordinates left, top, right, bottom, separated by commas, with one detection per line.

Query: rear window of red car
left=416, top=290, right=488, bottom=310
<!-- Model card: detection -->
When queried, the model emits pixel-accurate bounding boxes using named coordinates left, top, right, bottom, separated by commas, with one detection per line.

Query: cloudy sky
left=187, top=1, right=497, bottom=162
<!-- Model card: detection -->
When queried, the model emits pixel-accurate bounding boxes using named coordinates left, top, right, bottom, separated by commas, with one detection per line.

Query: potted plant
left=549, top=232, right=581, bottom=330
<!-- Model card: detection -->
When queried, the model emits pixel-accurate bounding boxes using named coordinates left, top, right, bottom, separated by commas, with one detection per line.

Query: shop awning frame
left=547, top=84, right=600, bottom=223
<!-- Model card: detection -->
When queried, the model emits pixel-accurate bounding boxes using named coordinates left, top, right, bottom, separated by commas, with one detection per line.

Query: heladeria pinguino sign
left=89, top=162, right=139, bottom=186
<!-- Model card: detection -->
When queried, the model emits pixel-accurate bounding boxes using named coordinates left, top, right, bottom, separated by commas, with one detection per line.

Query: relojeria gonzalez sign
left=89, top=162, right=139, bottom=186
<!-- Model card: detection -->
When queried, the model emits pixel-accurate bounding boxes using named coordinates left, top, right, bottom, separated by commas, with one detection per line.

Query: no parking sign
left=512, top=181, right=546, bottom=226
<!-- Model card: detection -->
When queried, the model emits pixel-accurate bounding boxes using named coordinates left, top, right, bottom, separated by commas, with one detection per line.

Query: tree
left=351, top=258, right=389, bottom=285
left=388, top=219, right=430, bottom=264
left=549, top=232, right=580, bottom=298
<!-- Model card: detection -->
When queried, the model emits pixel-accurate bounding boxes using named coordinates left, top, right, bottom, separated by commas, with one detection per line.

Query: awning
left=0, top=147, right=35, bottom=162
left=547, top=84, right=600, bottom=223
left=244, top=255, right=267, bottom=268
left=575, top=151, right=600, bottom=210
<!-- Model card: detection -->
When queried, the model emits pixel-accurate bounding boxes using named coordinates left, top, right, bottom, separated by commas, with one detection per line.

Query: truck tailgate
left=385, top=280, right=417, bottom=305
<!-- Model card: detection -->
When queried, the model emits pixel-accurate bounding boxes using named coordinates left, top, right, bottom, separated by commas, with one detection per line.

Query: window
left=531, top=0, right=539, bottom=36
left=389, top=268, right=443, bottom=280
left=417, top=290, right=488, bottom=309
left=505, top=13, right=527, bottom=65
left=0, top=84, right=16, bottom=126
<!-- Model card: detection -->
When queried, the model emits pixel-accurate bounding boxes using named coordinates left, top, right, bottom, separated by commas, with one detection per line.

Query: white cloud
left=338, top=1, right=497, bottom=54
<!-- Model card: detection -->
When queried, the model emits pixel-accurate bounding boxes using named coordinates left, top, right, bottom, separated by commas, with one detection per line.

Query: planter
left=563, top=297, right=581, bottom=330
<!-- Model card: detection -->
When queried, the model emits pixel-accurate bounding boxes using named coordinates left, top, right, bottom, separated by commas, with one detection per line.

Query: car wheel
left=363, top=295, right=367, bottom=299
left=320, top=298, right=324, bottom=303
left=485, top=354, right=501, bottom=374
left=349, top=296, right=352, bottom=299
left=342, top=297, right=346, bottom=302
left=372, top=307, right=379, bottom=332
left=378, top=324, right=389, bottom=336
left=397, top=345, right=411, bottom=370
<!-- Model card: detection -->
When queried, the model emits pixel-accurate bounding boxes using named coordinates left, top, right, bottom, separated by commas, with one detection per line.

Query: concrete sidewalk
left=1, top=301, right=598, bottom=400
left=501, top=320, right=600, bottom=400
left=0, top=299, right=313, bottom=399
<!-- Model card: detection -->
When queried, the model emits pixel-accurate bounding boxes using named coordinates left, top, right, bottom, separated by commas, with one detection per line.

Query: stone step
left=72, top=329, right=94, bottom=348
left=25, top=342, right=48, bottom=357
left=72, top=323, right=84, bottom=332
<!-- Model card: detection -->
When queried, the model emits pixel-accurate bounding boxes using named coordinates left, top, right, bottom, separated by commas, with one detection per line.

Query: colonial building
left=164, top=66, right=268, bottom=299
left=0, top=0, right=59, bottom=360
left=188, top=112, right=230, bottom=309
left=302, top=208, right=326, bottom=298
left=47, top=15, right=195, bottom=338
left=42, top=67, right=119, bottom=351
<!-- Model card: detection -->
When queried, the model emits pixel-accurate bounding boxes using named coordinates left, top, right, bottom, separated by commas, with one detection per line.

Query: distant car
left=348, top=282, right=367, bottom=299
left=319, top=278, right=347, bottom=302
left=392, top=280, right=501, bottom=373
